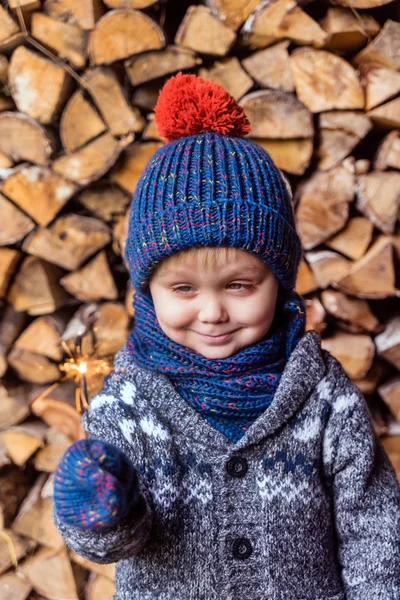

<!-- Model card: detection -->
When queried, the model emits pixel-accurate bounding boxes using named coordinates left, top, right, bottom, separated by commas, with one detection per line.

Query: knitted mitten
left=53, top=439, right=141, bottom=531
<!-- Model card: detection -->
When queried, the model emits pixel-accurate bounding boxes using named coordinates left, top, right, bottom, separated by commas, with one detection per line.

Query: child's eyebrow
left=157, top=265, right=264, bottom=278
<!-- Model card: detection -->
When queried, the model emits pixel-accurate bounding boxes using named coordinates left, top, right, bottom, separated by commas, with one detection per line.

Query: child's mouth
left=196, top=331, right=236, bottom=344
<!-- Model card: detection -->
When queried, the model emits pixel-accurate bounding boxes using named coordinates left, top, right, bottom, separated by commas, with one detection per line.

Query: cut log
left=60, top=303, right=98, bottom=346
left=8, top=0, right=41, bottom=8
left=14, top=316, right=65, bottom=361
left=17, top=546, right=79, bottom=600
left=0, top=112, right=54, bottom=165
left=0, top=529, right=32, bottom=575
left=0, top=194, right=35, bottom=246
left=60, top=90, right=106, bottom=153
left=290, top=48, right=365, bottom=112
left=199, top=57, right=253, bottom=100
left=329, top=0, right=394, bottom=6
left=142, top=114, right=164, bottom=142
left=0, top=5, right=24, bottom=53
left=325, top=216, right=374, bottom=260
left=206, top=0, right=260, bottom=31
left=125, top=45, right=201, bottom=86
left=321, top=331, right=375, bottom=380
left=9, top=47, right=72, bottom=125
left=31, top=397, right=82, bottom=443
left=175, top=5, right=236, bottom=57
left=53, top=132, right=128, bottom=185
left=60, top=251, right=118, bottom=301
left=44, top=0, right=104, bottom=30
left=112, top=210, right=129, bottom=259
left=356, top=172, right=400, bottom=234
left=304, top=250, right=352, bottom=288
left=89, top=302, right=129, bottom=357
left=77, top=183, right=130, bottom=221
left=254, top=138, right=313, bottom=176
left=0, top=305, right=26, bottom=378
left=82, top=67, right=145, bottom=136
left=123, top=79, right=156, bottom=122
left=8, top=348, right=61, bottom=385
left=22, top=214, right=111, bottom=271
left=33, top=428, right=74, bottom=472
left=70, top=551, right=116, bottom=581
left=320, top=289, right=380, bottom=334
left=239, top=89, right=313, bottom=138
left=241, top=41, right=294, bottom=92
left=86, top=572, right=117, bottom=599
left=241, top=0, right=327, bottom=50
left=374, top=131, right=400, bottom=171
left=0, top=571, right=32, bottom=599
left=304, top=297, right=326, bottom=336
left=317, top=110, right=372, bottom=170
left=353, top=20, right=400, bottom=70
left=354, top=159, right=370, bottom=175
left=63, top=301, right=129, bottom=359
left=110, top=142, right=163, bottom=193
left=367, top=97, right=400, bottom=129
left=354, top=359, right=387, bottom=397
left=360, top=64, right=400, bottom=111
left=31, top=13, right=88, bottom=70
left=131, top=81, right=161, bottom=112
left=0, top=55, right=8, bottom=83
left=0, top=6, right=20, bottom=42
left=0, top=420, right=47, bottom=467
left=0, top=249, right=21, bottom=298
left=319, top=8, right=380, bottom=54
left=375, top=315, right=400, bottom=370
left=103, top=0, right=158, bottom=6
left=333, top=235, right=398, bottom=299
left=89, top=9, right=165, bottom=65
left=317, top=130, right=360, bottom=171
left=295, top=160, right=355, bottom=249
left=379, top=376, right=400, bottom=421
left=294, top=259, right=319, bottom=296
left=7, top=257, right=69, bottom=316
left=0, top=151, right=13, bottom=169
left=2, top=165, right=78, bottom=226
left=12, top=473, right=64, bottom=549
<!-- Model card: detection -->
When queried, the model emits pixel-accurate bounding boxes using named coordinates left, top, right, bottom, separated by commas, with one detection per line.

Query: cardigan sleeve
left=325, top=376, right=400, bottom=600
left=52, top=370, right=153, bottom=564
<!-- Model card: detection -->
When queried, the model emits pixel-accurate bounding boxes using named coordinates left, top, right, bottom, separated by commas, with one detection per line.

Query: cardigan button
left=226, top=457, right=248, bottom=478
left=232, top=537, right=253, bottom=559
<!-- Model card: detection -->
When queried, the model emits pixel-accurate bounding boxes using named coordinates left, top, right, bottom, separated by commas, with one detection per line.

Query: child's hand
left=53, top=439, right=141, bottom=531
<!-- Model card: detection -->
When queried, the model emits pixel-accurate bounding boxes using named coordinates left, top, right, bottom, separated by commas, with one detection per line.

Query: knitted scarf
left=127, top=288, right=306, bottom=443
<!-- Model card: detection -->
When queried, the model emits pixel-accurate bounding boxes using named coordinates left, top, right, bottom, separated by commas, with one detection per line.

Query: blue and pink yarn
left=53, top=439, right=140, bottom=530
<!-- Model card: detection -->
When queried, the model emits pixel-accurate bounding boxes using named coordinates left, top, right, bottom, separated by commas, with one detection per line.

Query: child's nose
left=198, top=296, right=228, bottom=323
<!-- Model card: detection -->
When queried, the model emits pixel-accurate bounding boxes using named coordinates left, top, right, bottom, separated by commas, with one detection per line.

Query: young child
left=53, top=73, right=400, bottom=600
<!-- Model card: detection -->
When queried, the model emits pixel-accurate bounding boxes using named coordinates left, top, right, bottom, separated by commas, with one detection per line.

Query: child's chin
left=194, top=344, right=239, bottom=360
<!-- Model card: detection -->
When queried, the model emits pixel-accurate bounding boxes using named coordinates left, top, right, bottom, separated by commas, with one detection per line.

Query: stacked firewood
left=0, top=0, right=399, bottom=596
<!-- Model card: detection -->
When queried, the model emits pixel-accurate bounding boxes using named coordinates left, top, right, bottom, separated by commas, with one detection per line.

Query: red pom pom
left=154, top=72, right=251, bottom=142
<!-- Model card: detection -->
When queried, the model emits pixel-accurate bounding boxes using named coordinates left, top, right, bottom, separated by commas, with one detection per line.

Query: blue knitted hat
left=125, top=72, right=302, bottom=293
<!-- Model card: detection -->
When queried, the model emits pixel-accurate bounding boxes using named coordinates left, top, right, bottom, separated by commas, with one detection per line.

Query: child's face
left=149, top=249, right=279, bottom=359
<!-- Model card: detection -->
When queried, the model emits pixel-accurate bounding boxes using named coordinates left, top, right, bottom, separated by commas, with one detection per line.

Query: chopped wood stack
left=0, top=0, right=400, bottom=597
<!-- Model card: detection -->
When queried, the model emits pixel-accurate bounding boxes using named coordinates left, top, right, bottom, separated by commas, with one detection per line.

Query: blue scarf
left=127, top=289, right=306, bottom=443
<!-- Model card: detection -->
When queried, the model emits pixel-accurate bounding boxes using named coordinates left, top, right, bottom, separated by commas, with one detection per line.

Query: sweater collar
left=115, top=330, right=326, bottom=453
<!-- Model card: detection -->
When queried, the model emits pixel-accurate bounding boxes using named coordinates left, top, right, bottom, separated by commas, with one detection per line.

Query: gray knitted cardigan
left=53, top=330, right=400, bottom=600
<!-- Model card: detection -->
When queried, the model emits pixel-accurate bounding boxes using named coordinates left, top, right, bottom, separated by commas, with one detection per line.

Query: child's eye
left=172, top=286, right=193, bottom=294
left=172, top=283, right=253, bottom=294
left=228, top=283, right=253, bottom=290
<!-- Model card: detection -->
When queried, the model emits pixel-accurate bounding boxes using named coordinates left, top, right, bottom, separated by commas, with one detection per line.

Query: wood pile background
left=0, top=0, right=399, bottom=597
